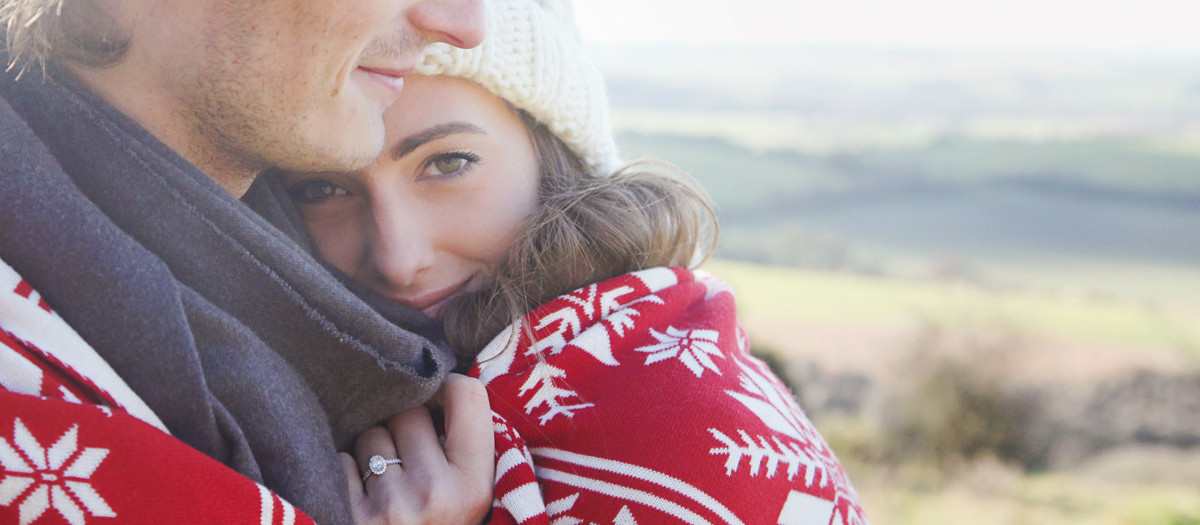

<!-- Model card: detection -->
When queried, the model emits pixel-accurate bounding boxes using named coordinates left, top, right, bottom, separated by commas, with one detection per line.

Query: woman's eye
left=433, top=156, right=466, bottom=174
left=288, top=180, right=348, bottom=204
left=426, top=152, right=480, bottom=178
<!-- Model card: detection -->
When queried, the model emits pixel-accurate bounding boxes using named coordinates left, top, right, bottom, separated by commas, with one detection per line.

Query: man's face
left=139, top=0, right=485, bottom=176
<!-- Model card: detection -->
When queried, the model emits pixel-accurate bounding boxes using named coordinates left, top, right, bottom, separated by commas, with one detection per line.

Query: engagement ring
left=362, top=454, right=403, bottom=483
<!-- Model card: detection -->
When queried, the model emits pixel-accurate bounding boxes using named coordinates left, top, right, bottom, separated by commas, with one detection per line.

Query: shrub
left=749, top=342, right=799, bottom=397
left=879, top=319, right=1045, bottom=471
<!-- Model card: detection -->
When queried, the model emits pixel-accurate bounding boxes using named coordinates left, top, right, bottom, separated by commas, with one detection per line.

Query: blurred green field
left=620, top=131, right=1200, bottom=214
left=627, top=131, right=1200, bottom=308
left=854, top=140, right=1200, bottom=194
left=846, top=459, right=1200, bottom=525
left=702, top=259, right=1200, bottom=355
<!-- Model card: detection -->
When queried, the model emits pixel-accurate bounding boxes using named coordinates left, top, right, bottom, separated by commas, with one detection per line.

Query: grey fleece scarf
left=0, top=60, right=452, bottom=524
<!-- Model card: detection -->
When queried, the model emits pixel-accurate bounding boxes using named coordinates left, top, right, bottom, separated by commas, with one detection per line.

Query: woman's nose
left=368, top=208, right=436, bottom=289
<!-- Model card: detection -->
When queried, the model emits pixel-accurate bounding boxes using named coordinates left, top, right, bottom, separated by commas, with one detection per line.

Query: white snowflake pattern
left=529, top=284, right=638, bottom=365
left=513, top=275, right=669, bottom=424
left=725, top=357, right=823, bottom=445
left=708, top=429, right=827, bottom=486
left=518, top=362, right=594, bottom=425
left=545, top=493, right=582, bottom=525
left=613, top=506, right=638, bottom=525
left=602, top=295, right=664, bottom=339
left=710, top=354, right=864, bottom=511
left=0, top=419, right=115, bottom=525
left=634, top=326, right=722, bottom=378
left=546, top=493, right=639, bottom=525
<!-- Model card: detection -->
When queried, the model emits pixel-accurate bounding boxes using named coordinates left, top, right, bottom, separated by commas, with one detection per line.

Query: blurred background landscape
left=579, top=1, right=1200, bottom=522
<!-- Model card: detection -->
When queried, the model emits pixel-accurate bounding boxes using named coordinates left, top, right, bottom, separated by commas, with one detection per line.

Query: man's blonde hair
left=2, top=0, right=127, bottom=75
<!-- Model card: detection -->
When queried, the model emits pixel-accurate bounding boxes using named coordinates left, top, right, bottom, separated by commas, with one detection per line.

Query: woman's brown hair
left=439, top=111, right=719, bottom=365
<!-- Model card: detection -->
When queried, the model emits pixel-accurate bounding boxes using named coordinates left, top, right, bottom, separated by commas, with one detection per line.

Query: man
left=0, top=0, right=489, bottom=523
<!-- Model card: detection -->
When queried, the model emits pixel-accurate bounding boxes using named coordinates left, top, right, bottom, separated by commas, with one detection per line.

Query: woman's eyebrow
left=392, top=122, right=486, bottom=160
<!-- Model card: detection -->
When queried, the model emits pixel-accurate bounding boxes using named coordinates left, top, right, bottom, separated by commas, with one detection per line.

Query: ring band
left=362, top=454, right=403, bottom=483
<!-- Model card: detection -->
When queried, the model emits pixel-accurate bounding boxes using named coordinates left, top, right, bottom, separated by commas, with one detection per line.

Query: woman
left=281, top=0, right=869, bottom=523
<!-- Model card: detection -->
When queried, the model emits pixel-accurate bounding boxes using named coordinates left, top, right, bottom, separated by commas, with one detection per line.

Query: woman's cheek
left=309, top=217, right=367, bottom=273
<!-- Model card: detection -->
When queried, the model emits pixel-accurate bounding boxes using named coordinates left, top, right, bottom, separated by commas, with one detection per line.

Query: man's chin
left=282, top=129, right=384, bottom=174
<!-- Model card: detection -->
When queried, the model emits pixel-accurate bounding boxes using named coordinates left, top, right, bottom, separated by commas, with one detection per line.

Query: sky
left=575, top=0, right=1200, bottom=53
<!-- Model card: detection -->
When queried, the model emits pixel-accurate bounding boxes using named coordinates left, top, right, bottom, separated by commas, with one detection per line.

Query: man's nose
left=369, top=209, right=436, bottom=289
left=408, top=0, right=486, bottom=50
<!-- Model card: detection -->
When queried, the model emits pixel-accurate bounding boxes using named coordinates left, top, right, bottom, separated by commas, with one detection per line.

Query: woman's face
left=284, top=75, right=540, bottom=317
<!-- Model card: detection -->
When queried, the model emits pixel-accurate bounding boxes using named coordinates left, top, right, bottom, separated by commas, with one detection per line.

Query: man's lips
left=355, top=66, right=414, bottom=99
left=358, top=66, right=414, bottom=79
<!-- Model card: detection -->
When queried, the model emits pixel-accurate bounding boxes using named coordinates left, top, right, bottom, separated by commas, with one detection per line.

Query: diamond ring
left=361, top=454, right=403, bottom=483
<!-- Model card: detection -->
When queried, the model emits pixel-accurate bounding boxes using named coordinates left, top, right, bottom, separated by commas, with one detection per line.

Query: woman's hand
left=343, top=374, right=495, bottom=524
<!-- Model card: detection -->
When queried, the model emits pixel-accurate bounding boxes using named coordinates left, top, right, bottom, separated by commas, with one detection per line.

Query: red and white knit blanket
left=2, top=258, right=869, bottom=524
left=0, top=260, right=316, bottom=525
left=472, top=267, right=868, bottom=525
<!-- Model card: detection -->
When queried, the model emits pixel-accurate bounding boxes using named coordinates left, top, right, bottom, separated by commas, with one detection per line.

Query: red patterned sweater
left=0, top=259, right=315, bottom=525
left=472, top=267, right=869, bottom=525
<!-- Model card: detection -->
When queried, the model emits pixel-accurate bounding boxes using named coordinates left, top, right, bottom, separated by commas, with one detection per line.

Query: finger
left=386, top=405, right=446, bottom=476
left=439, top=374, right=495, bottom=478
left=340, top=452, right=367, bottom=514
left=355, top=425, right=403, bottom=490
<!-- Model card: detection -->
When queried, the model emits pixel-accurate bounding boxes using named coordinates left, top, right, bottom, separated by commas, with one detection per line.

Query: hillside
left=598, top=44, right=1200, bottom=304
left=627, top=132, right=1200, bottom=303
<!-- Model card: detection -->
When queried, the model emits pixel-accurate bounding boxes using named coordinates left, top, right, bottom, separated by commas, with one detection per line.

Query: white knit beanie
left=416, top=0, right=621, bottom=175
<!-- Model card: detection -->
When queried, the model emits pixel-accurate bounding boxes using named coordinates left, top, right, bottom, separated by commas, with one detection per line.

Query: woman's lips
left=393, top=283, right=466, bottom=318
left=420, top=292, right=465, bottom=319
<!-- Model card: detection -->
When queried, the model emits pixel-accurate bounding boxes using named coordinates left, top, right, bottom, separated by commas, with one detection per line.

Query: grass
left=848, top=459, right=1200, bottom=525
left=701, top=259, right=1200, bottom=355
left=831, top=436, right=1189, bottom=525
